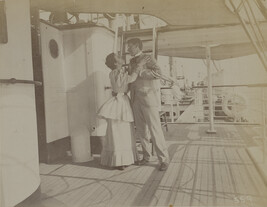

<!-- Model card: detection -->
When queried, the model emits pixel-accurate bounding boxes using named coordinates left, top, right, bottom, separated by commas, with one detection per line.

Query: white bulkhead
left=0, top=0, right=40, bottom=206
left=40, top=22, right=114, bottom=145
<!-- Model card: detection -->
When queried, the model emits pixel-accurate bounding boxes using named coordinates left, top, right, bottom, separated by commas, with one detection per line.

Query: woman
left=98, top=53, right=147, bottom=170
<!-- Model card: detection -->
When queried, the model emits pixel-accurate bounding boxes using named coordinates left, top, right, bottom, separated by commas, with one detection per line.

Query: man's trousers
left=132, top=99, right=169, bottom=163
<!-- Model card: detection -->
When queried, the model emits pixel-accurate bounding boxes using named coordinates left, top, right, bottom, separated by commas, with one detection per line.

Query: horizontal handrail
left=104, top=86, right=112, bottom=90
left=0, top=78, right=42, bottom=86
left=193, top=83, right=267, bottom=88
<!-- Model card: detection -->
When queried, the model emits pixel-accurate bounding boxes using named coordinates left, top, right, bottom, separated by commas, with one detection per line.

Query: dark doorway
left=30, top=5, right=48, bottom=163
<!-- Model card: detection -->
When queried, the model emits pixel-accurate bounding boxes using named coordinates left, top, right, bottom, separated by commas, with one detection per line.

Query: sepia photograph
left=1, top=0, right=267, bottom=206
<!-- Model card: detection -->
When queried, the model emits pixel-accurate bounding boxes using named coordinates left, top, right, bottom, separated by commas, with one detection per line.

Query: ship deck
left=17, top=124, right=267, bottom=207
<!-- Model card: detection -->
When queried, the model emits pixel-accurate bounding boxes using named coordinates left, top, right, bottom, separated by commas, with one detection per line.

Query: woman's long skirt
left=100, top=119, right=138, bottom=167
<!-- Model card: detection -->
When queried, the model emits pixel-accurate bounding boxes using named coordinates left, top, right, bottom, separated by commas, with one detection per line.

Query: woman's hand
left=119, top=67, right=126, bottom=74
left=138, top=56, right=150, bottom=67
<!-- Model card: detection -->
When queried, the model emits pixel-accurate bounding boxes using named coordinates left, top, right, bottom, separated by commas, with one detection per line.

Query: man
left=127, top=38, right=169, bottom=171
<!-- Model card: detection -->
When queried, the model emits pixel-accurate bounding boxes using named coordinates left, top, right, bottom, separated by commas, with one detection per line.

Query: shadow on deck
left=17, top=124, right=267, bottom=207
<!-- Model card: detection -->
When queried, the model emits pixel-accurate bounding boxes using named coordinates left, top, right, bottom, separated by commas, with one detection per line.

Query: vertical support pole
left=120, top=32, right=124, bottom=58
left=125, top=14, right=131, bottom=31
left=152, top=26, right=157, bottom=59
left=169, top=56, right=177, bottom=78
left=113, top=14, right=119, bottom=54
left=206, top=45, right=216, bottom=134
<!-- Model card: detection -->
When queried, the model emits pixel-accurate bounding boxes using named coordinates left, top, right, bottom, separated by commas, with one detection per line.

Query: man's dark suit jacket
left=128, top=53, right=161, bottom=107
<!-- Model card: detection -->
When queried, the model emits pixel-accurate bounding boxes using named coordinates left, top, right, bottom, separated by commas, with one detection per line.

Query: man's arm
left=138, top=55, right=161, bottom=79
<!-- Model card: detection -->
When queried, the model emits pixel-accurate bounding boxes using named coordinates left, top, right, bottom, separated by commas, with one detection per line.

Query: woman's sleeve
left=123, top=72, right=138, bottom=83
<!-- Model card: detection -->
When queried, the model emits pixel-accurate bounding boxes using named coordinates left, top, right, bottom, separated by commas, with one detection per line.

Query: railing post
left=206, top=45, right=216, bottom=134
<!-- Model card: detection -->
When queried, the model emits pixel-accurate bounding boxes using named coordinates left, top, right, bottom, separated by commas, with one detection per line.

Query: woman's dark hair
left=127, top=38, right=143, bottom=50
left=105, top=53, right=116, bottom=70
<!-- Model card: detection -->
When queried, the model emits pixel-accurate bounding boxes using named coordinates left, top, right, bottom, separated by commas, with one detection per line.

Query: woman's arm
left=123, top=70, right=139, bottom=83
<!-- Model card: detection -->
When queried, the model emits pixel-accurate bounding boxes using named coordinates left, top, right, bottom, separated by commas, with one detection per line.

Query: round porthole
left=49, top=39, right=59, bottom=58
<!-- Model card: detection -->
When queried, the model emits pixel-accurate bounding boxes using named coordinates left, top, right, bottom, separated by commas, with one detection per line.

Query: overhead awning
left=32, top=0, right=267, bottom=60
left=32, top=0, right=240, bottom=26
left=122, top=21, right=267, bottom=60
left=158, top=43, right=257, bottom=60
left=156, top=22, right=267, bottom=59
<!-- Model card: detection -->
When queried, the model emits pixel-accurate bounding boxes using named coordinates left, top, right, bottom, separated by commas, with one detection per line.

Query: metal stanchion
left=206, top=45, right=216, bottom=134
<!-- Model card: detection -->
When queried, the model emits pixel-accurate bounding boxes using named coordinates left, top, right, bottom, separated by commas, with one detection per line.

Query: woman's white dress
left=98, top=69, right=139, bottom=167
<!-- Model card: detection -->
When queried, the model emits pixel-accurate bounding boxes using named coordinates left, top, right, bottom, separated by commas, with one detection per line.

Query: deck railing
left=193, top=86, right=263, bottom=124
left=160, top=84, right=267, bottom=162
left=160, top=85, right=266, bottom=124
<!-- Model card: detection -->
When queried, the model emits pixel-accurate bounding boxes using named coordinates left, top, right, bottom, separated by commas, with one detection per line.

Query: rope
left=255, top=0, right=267, bottom=20
left=243, top=0, right=267, bottom=55
left=245, top=0, right=267, bottom=50
left=228, top=0, right=267, bottom=71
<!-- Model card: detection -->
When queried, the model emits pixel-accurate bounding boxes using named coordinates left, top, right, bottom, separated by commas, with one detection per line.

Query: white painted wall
left=0, top=0, right=40, bottom=206
left=40, top=24, right=114, bottom=145
left=87, top=28, right=114, bottom=136
left=63, top=27, right=113, bottom=137
left=40, top=23, right=69, bottom=143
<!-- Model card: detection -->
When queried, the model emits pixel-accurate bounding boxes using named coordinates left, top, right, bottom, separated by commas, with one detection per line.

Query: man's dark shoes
left=117, top=166, right=125, bottom=170
left=136, top=159, right=149, bottom=166
left=159, top=162, right=169, bottom=171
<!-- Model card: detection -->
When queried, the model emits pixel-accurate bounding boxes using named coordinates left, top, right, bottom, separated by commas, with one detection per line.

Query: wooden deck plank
left=80, top=166, right=144, bottom=206
left=236, top=149, right=258, bottom=195
left=238, top=149, right=267, bottom=195
left=172, top=147, right=194, bottom=206
left=18, top=124, right=267, bottom=207
left=137, top=177, right=162, bottom=206
left=207, top=147, right=215, bottom=206
left=227, top=152, right=251, bottom=207
left=55, top=171, right=103, bottom=205
left=39, top=163, right=64, bottom=174
left=74, top=165, right=134, bottom=206
left=120, top=166, right=146, bottom=205
left=236, top=149, right=267, bottom=206
left=231, top=148, right=257, bottom=195
left=178, top=145, right=199, bottom=206
left=110, top=167, right=146, bottom=206
left=191, top=146, right=214, bottom=206
left=160, top=145, right=189, bottom=206
left=132, top=166, right=162, bottom=206
left=42, top=175, right=94, bottom=206
left=213, top=147, right=235, bottom=206
left=126, top=166, right=153, bottom=205
left=147, top=144, right=184, bottom=206
left=51, top=163, right=120, bottom=206
left=153, top=162, right=180, bottom=206
left=89, top=179, right=128, bottom=205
